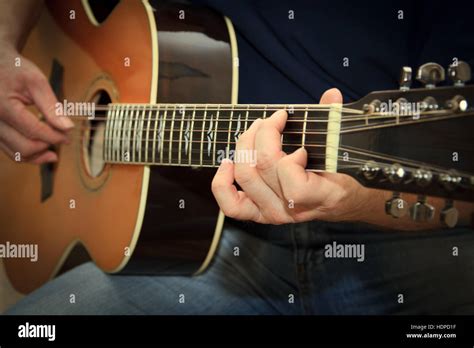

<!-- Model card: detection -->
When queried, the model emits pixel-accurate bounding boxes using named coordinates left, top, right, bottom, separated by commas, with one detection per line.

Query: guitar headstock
left=339, top=61, right=474, bottom=227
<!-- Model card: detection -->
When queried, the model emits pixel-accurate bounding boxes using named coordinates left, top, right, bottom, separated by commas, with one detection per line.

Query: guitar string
left=2, top=147, right=471, bottom=179
left=87, top=131, right=462, bottom=173
left=98, top=144, right=470, bottom=177
left=64, top=108, right=463, bottom=124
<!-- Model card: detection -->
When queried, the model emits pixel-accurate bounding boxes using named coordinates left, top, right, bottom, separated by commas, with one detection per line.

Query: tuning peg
left=383, top=163, right=406, bottom=183
left=445, top=95, right=468, bottom=112
left=448, top=61, right=471, bottom=86
left=399, top=67, right=412, bottom=91
left=361, top=160, right=380, bottom=180
left=410, top=196, right=435, bottom=222
left=438, top=170, right=463, bottom=190
left=440, top=200, right=459, bottom=228
left=413, top=168, right=433, bottom=187
left=416, top=62, right=445, bottom=88
left=385, top=192, right=408, bottom=218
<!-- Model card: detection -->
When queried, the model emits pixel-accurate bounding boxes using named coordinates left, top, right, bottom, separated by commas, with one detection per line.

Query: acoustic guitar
left=0, top=0, right=473, bottom=294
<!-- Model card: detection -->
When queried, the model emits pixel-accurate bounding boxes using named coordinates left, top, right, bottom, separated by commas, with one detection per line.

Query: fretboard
left=103, top=103, right=344, bottom=172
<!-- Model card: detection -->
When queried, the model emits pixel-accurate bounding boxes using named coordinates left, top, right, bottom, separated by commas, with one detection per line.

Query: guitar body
left=0, top=0, right=236, bottom=294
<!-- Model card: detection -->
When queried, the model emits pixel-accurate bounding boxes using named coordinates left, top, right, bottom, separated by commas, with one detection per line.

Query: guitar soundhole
left=84, top=0, right=120, bottom=24
left=82, top=90, right=110, bottom=178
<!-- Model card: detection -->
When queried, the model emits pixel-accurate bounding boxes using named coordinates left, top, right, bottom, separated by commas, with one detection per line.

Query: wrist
left=336, top=179, right=379, bottom=222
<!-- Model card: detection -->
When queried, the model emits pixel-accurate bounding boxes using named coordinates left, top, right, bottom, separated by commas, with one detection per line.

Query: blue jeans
left=6, top=222, right=474, bottom=314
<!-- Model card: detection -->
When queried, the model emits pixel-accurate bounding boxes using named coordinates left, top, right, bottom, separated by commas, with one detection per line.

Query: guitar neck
left=103, top=103, right=346, bottom=172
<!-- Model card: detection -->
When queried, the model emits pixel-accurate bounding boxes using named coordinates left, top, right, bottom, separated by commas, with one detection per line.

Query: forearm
left=355, top=187, right=474, bottom=231
left=0, top=0, right=44, bottom=51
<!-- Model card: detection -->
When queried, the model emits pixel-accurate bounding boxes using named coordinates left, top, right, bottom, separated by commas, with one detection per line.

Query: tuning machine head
left=416, top=62, right=445, bottom=88
left=361, top=160, right=380, bottom=180
left=448, top=61, right=471, bottom=86
left=440, top=200, right=459, bottom=228
left=399, top=66, right=412, bottom=91
left=383, top=163, right=406, bottom=183
left=410, top=195, right=435, bottom=222
left=385, top=192, right=408, bottom=218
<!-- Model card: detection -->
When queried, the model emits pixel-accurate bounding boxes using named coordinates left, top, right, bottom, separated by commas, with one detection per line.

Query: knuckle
left=234, top=166, right=253, bottom=186
left=221, top=205, right=239, bottom=219
left=19, top=144, right=37, bottom=158
left=256, top=149, right=275, bottom=172
left=23, top=141, right=47, bottom=158
left=24, top=121, right=42, bottom=139
left=264, top=210, right=289, bottom=225
left=281, top=183, right=301, bottom=204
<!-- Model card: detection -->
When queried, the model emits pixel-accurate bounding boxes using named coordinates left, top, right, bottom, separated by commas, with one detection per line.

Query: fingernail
left=218, top=158, right=232, bottom=170
left=60, top=116, right=74, bottom=129
left=45, top=152, right=58, bottom=163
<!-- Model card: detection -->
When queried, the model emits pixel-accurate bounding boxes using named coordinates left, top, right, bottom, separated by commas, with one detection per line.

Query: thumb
left=319, top=88, right=343, bottom=104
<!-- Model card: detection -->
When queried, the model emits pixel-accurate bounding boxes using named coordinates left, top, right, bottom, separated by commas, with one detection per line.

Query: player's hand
left=211, top=88, right=369, bottom=224
left=0, top=46, right=73, bottom=164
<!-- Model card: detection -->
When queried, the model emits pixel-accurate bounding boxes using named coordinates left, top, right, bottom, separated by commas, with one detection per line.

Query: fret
left=151, top=105, right=160, bottom=163
left=123, top=105, right=130, bottom=161
left=200, top=106, right=207, bottom=166
left=168, top=105, right=177, bottom=164
left=115, top=105, right=125, bottom=162
left=132, top=105, right=139, bottom=161
left=188, top=106, right=196, bottom=165
left=282, top=106, right=305, bottom=155
left=169, top=105, right=184, bottom=165
left=305, top=108, right=330, bottom=171
left=205, top=108, right=216, bottom=165
left=159, top=106, right=168, bottom=164
left=129, top=105, right=136, bottom=162
left=212, top=105, right=220, bottom=166
left=302, top=106, right=308, bottom=148
left=111, top=105, right=118, bottom=161
left=106, top=105, right=116, bottom=161
left=178, top=105, right=186, bottom=165
left=215, top=106, right=230, bottom=165
left=119, top=105, right=126, bottom=162
left=128, top=105, right=135, bottom=162
left=244, top=105, right=250, bottom=133
left=144, top=106, right=153, bottom=163
left=262, top=104, right=268, bottom=119
left=137, top=107, right=146, bottom=163
left=226, top=106, right=234, bottom=158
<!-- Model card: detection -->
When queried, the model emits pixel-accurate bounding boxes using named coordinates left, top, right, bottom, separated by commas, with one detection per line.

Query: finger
left=319, top=88, right=343, bottom=104
left=0, top=141, right=15, bottom=160
left=255, top=110, right=287, bottom=196
left=211, top=159, right=263, bottom=222
left=0, top=142, right=57, bottom=164
left=277, top=147, right=342, bottom=207
left=27, top=150, right=58, bottom=164
left=25, top=72, right=74, bottom=130
left=235, top=119, right=288, bottom=221
left=4, top=100, right=69, bottom=144
left=0, top=120, right=49, bottom=159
